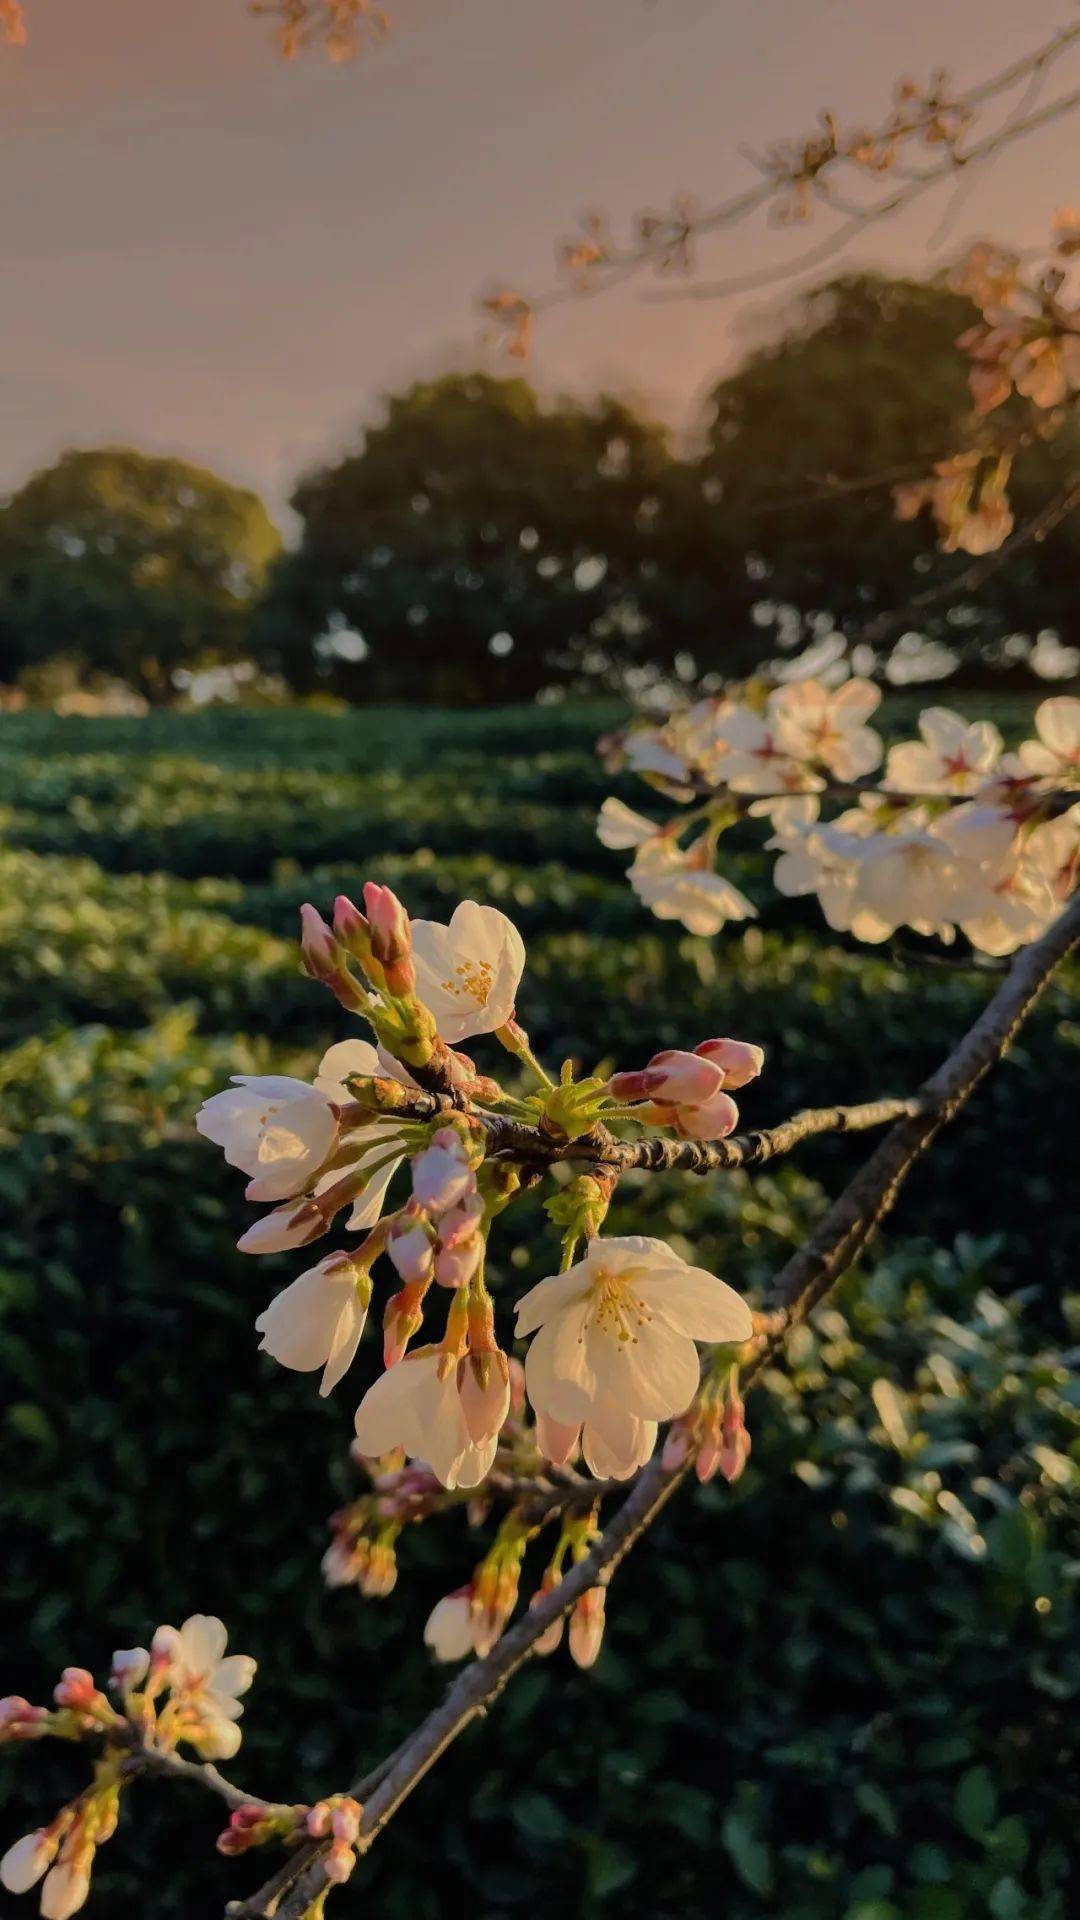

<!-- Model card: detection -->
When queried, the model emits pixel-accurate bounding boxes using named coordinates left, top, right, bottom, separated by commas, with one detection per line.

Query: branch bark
left=232, top=893, right=1079, bottom=1920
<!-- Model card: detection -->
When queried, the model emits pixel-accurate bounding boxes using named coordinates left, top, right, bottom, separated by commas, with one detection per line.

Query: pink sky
left=2, top=0, right=1078, bottom=521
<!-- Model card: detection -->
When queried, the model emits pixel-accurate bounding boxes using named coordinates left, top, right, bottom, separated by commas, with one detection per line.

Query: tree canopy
left=0, top=448, right=281, bottom=702
left=252, top=372, right=733, bottom=703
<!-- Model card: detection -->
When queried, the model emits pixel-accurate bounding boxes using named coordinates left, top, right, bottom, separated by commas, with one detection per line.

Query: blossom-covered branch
left=232, top=888, right=1080, bottom=1920
left=601, top=683, right=1079, bottom=954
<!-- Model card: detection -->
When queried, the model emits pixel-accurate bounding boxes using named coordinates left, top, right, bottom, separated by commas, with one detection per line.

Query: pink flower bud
left=507, top=1355, right=526, bottom=1417
left=411, top=1130, right=476, bottom=1213
left=666, top=1087, right=740, bottom=1140
left=568, top=1587, right=606, bottom=1669
left=382, top=1279, right=427, bottom=1367
left=387, top=1220, right=434, bottom=1284
left=0, top=1697, right=48, bottom=1742
left=330, top=1799, right=362, bottom=1846
left=325, top=1841, right=357, bottom=1884
left=299, top=903, right=339, bottom=979
left=108, top=1648, right=149, bottom=1693
left=693, top=1038, right=765, bottom=1089
left=607, top=1066, right=667, bottom=1103
left=40, top=1854, right=92, bottom=1920
left=306, top=1803, right=332, bottom=1838
left=661, top=1422, right=693, bottom=1471
left=719, top=1374, right=751, bottom=1484
left=332, top=893, right=368, bottom=951
left=150, top=1625, right=181, bottom=1668
left=53, top=1669, right=97, bottom=1712
left=362, top=883, right=415, bottom=995
left=644, top=1049, right=727, bottom=1104
left=434, top=1237, right=482, bottom=1289
left=436, top=1193, right=483, bottom=1249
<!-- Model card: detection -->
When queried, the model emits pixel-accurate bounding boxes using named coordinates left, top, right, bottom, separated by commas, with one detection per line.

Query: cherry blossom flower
left=196, top=1076, right=338, bottom=1204
left=152, top=1616, right=256, bottom=1761
left=769, top=678, right=883, bottom=779
left=886, top=707, right=1003, bottom=795
left=517, top=1236, right=753, bottom=1478
left=1016, top=696, right=1080, bottom=786
left=629, top=840, right=756, bottom=935
left=711, top=703, right=820, bottom=795
left=596, top=797, right=664, bottom=850
left=409, top=902, right=525, bottom=1043
left=353, top=1349, right=504, bottom=1488
left=255, top=1252, right=371, bottom=1395
left=770, top=800, right=877, bottom=936
left=314, top=1038, right=417, bottom=1229
left=936, top=805, right=1058, bottom=956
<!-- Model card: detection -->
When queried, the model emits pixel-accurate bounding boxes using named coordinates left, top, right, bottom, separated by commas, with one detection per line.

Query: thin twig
left=241, top=893, right=1079, bottom=1920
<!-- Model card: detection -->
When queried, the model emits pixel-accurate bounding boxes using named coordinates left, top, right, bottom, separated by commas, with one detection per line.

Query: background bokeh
left=1, top=696, right=1077, bottom=1919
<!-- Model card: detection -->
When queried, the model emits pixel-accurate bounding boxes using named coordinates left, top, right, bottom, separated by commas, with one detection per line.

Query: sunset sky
left=3, top=0, right=1079, bottom=523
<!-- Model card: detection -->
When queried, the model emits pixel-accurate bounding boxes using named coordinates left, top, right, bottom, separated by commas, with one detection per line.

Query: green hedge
left=0, top=704, right=1077, bottom=1920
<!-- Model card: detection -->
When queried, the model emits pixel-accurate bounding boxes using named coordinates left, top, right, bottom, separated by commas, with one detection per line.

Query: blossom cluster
left=0, top=1618, right=257, bottom=1917
left=599, top=681, right=1080, bottom=956
left=191, top=883, right=761, bottom=1668
left=894, top=217, right=1080, bottom=554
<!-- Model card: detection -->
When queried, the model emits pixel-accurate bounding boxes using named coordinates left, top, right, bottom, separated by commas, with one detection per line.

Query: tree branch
left=232, top=893, right=1078, bottom=1920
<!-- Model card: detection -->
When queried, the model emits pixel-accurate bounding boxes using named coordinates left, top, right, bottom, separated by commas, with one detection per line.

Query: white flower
left=155, top=1614, right=256, bottom=1759
left=768, top=678, right=882, bottom=780
left=818, top=810, right=990, bottom=943
left=711, top=702, right=820, bottom=795
left=936, top=804, right=1060, bottom=956
left=770, top=800, right=876, bottom=935
left=314, top=1039, right=417, bottom=1229
left=596, top=797, right=663, bottom=850
left=516, top=1236, right=753, bottom=1479
left=623, top=727, right=691, bottom=785
left=886, top=707, right=1003, bottom=796
left=629, top=840, right=756, bottom=935
left=196, top=1076, right=338, bottom=1204
left=1016, top=695, right=1080, bottom=784
left=423, top=1589, right=477, bottom=1662
left=409, top=901, right=525, bottom=1043
left=255, top=1252, right=370, bottom=1395
left=1, top=1831, right=56, bottom=1895
left=353, top=1349, right=501, bottom=1489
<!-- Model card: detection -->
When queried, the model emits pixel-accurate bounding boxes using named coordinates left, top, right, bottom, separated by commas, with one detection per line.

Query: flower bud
left=298, top=904, right=370, bottom=1012
left=362, top=883, right=415, bottom=996
left=1, top=1828, right=59, bottom=1894
left=0, top=1697, right=48, bottom=1743
left=719, top=1371, right=751, bottom=1485
left=40, top=1851, right=92, bottom=1920
left=382, top=1279, right=428, bottom=1367
left=423, top=1588, right=475, bottom=1663
left=411, top=1130, right=477, bottom=1214
left=330, top=1799, right=362, bottom=1847
left=387, top=1219, right=435, bottom=1284
left=530, top=1568, right=565, bottom=1657
left=53, top=1669, right=97, bottom=1712
left=693, top=1038, right=765, bottom=1089
left=568, top=1587, right=606, bottom=1669
left=660, top=1087, right=740, bottom=1141
left=434, top=1237, right=482, bottom=1289
left=108, top=1648, right=150, bottom=1693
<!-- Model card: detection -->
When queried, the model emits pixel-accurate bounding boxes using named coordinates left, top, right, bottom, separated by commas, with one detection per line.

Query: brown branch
left=131, top=1746, right=269, bottom=1814
left=235, top=892, right=1080, bottom=1920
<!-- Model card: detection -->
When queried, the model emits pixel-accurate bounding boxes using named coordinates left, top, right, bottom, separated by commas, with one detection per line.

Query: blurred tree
left=252, top=373, right=736, bottom=703
left=697, top=271, right=1080, bottom=662
left=0, top=448, right=281, bottom=703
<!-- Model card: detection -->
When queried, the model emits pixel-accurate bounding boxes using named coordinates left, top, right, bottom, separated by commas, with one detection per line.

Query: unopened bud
left=362, top=883, right=415, bottom=996
left=568, top=1587, right=606, bottom=1669
left=53, top=1669, right=98, bottom=1712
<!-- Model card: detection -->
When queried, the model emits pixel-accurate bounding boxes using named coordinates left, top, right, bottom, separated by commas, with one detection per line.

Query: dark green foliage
left=0, top=448, right=281, bottom=701
left=0, top=705, right=1076, bottom=1918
